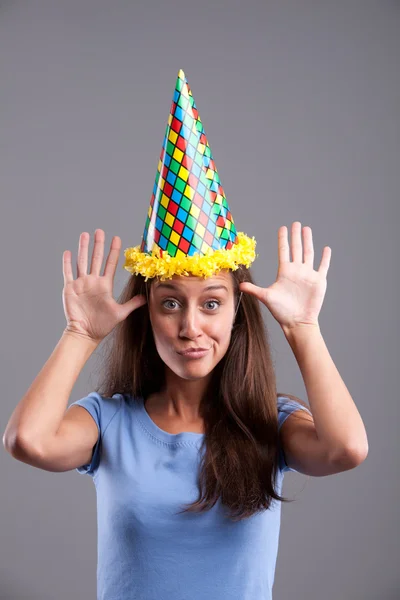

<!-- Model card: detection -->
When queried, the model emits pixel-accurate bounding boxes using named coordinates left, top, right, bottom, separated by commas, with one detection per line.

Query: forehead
left=153, top=271, right=233, bottom=294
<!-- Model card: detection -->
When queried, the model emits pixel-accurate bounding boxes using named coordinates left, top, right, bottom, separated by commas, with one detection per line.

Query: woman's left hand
left=239, top=222, right=331, bottom=331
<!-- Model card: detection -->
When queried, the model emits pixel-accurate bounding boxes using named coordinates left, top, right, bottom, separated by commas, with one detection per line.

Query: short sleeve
left=277, top=395, right=312, bottom=473
left=69, top=392, right=122, bottom=477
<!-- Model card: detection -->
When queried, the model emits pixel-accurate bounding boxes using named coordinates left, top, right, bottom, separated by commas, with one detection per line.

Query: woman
left=4, top=69, right=368, bottom=600
left=3, top=225, right=368, bottom=600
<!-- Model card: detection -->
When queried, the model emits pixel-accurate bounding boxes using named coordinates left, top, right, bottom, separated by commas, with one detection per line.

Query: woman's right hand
left=62, top=229, right=147, bottom=343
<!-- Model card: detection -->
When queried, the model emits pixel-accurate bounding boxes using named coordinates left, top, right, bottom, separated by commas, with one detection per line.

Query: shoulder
left=277, top=392, right=310, bottom=410
left=69, top=391, right=124, bottom=435
left=276, top=393, right=313, bottom=430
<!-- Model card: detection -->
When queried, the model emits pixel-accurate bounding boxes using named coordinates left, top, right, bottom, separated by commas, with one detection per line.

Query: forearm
left=282, top=323, right=369, bottom=461
left=3, top=330, right=99, bottom=451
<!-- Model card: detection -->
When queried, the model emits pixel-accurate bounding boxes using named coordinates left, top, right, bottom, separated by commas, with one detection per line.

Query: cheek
left=210, top=319, right=230, bottom=337
left=206, top=317, right=234, bottom=348
left=150, top=314, right=176, bottom=344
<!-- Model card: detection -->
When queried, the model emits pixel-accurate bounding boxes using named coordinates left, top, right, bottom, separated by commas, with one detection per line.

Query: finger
left=90, top=229, right=105, bottom=276
left=291, top=221, right=302, bottom=263
left=303, top=226, right=314, bottom=267
left=318, top=246, right=331, bottom=277
left=120, top=294, right=148, bottom=320
left=103, top=235, right=121, bottom=281
left=239, top=281, right=264, bottom=302
left=63, top=250, right=74, bottom=285
left=77, top=232, right=90, bottom=278
left=278, top=226, right=290, bottom=264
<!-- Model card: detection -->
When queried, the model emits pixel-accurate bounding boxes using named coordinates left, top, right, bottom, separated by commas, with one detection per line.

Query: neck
left=147, top=369, right=212, bottom=422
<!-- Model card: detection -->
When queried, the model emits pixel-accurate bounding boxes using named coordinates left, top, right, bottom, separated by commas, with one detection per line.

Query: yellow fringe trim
left=123, top=231, right=257, bottom=281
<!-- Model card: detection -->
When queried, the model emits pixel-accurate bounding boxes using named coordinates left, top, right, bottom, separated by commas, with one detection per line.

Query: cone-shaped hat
left=123, top=69, right=257, bottom=281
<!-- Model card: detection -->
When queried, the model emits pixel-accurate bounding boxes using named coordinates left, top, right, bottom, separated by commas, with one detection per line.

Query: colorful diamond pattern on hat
left=140, top=69, right=238, bottom=259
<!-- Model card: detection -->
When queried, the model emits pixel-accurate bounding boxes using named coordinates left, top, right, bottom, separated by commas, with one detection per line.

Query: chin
left=163, top=358, right=216, bottom=380
left=175, top=365, right=214, bottom=380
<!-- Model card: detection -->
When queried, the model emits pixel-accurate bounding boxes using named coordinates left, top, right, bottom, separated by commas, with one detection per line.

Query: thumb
left=120, top=294, right=147, bottom=319
left=239, top=282, right=267, bottom=303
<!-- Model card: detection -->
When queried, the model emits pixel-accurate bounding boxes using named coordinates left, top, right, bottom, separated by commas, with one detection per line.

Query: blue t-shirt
left=70, top=392, right=311, bottom=600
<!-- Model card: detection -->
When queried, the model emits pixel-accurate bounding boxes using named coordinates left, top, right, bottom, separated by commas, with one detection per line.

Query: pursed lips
left=178, top=347, right=210, bottom=355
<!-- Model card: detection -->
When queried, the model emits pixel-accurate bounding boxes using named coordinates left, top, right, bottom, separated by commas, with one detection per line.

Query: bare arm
left=3, top=230, right=146, bottom=465
left=3, top=330, right=99, bottom=455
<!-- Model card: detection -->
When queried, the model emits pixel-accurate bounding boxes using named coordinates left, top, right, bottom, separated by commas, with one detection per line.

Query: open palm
left=239, top=222, right=331, bottom=330
left=63, top=230, right=147, bottom=342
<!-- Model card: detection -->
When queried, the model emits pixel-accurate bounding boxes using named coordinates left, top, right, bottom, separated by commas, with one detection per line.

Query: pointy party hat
left=123, top=69, right=257, bottom=281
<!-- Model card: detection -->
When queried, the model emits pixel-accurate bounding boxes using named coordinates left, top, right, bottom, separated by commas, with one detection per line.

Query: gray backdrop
left=1, top=1, right=398, bottom=599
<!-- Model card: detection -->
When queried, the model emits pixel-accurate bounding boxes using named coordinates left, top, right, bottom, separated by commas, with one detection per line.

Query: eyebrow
left=154, top=283, right=229, bottom=293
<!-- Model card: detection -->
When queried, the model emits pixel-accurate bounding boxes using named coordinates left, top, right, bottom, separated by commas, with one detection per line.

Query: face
left=148, top=270, right=237, bottom=381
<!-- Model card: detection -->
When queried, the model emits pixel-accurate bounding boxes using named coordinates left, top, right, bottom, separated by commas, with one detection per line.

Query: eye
left=162, top=299, right=179, bottom=310
left=204, top=300, right=221, bottom=311
left=161, top=299, right=221, bottom=311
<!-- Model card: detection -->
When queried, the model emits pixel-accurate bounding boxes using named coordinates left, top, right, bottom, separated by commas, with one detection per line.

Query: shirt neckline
left=135, top=396, right=205, bottom=446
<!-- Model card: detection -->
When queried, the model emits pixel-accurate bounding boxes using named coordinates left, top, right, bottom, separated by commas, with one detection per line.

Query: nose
left=179, top=306, right=203, bottom=339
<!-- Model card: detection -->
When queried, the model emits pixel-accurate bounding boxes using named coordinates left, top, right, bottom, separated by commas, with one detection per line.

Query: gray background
left=1, top=1, right=398, bottom=599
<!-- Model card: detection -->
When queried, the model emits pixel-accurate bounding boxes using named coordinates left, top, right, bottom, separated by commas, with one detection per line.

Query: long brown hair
left=95, top=266, right=305, bottom=521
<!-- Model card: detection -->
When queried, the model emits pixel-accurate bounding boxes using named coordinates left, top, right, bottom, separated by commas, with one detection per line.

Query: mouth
left=177, top=348, right=210, bottom=359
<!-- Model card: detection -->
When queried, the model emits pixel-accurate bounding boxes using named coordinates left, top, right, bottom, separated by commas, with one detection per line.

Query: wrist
left=62, top=328, right=101, bottom=349
left=281, top=322, right=321, bottom=341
